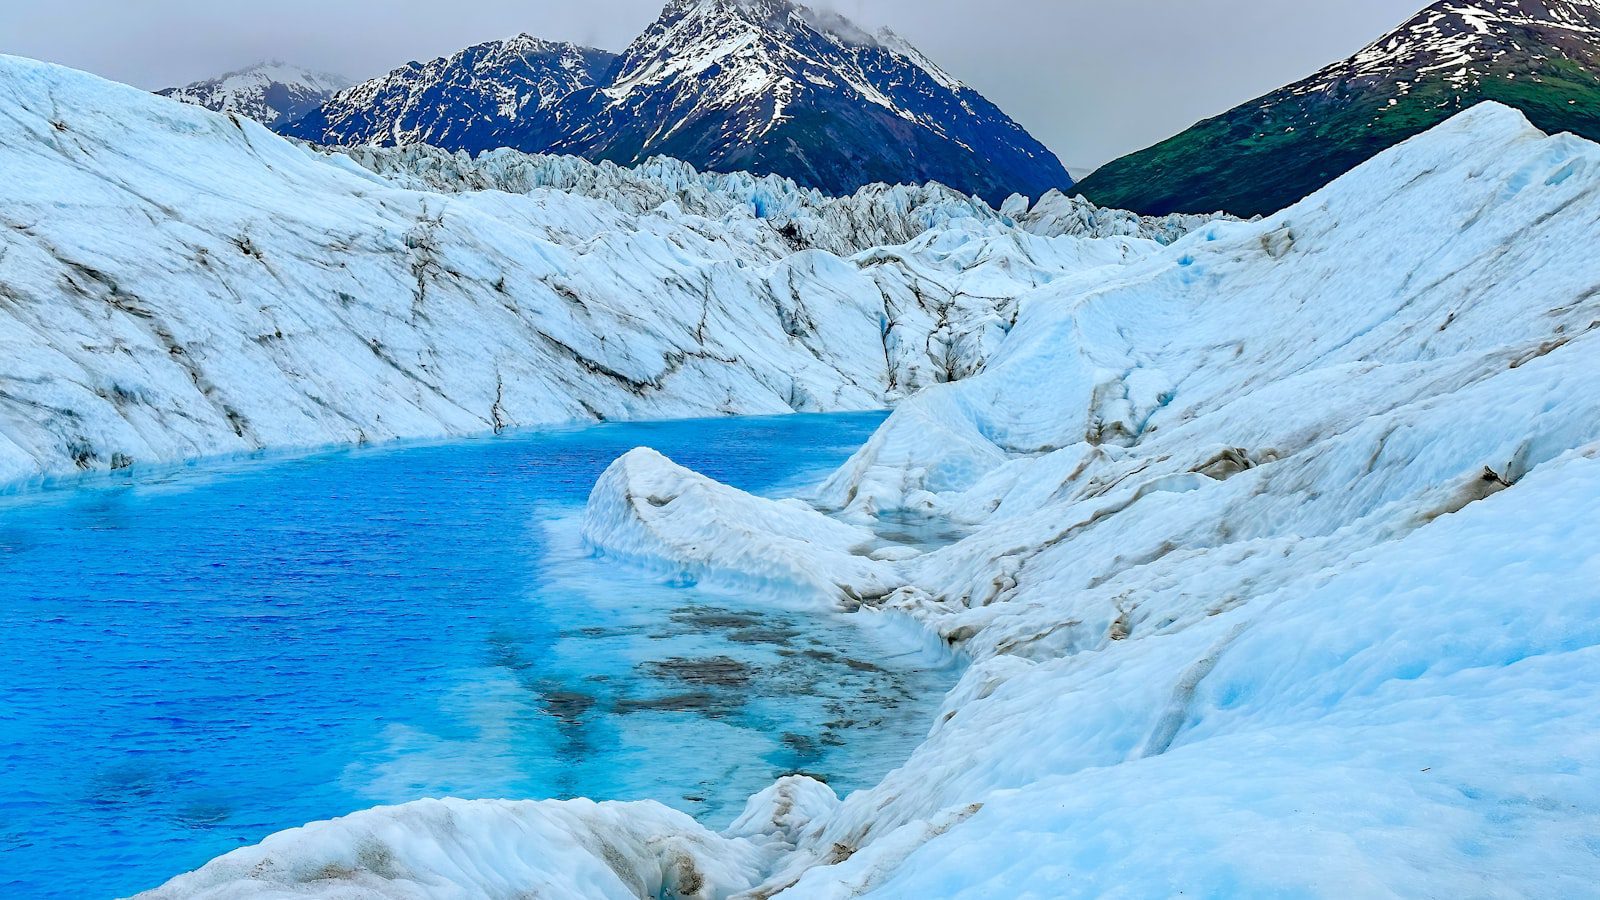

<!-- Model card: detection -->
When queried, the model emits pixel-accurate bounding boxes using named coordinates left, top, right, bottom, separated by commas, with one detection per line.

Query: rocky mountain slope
left=540, top=0, right=1073, bottom=205
left=283, top=0, right=1074, bottom=205
left=145, top=101, right=1600, bottom=897
left=157, top=62, right=347, bottom=126
left=0, top=55, right=1196, bottom=486
left=1075, top=0, right=1600, bottom=215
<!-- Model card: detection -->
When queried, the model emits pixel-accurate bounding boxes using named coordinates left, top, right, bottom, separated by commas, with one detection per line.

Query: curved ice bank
left=0, top=55, right=1203, bottom=487
left=139, top=778, right=839, bottom=899
left=582, top=448, right=902, bottom=605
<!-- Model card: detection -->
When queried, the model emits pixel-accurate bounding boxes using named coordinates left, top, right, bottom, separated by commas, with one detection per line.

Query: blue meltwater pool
left=0, top=412, right=959, bottom=899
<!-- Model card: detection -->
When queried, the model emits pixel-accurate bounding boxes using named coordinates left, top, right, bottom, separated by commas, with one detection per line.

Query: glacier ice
left=0, top=55, right=1209, bottom=488
left=330, top=143, right=1213, bottom=257
left=13, top=49, right=1598, bottom=900
left=584, top=448, right=900, bottom=604
left=138, top=797, right=775, bottom=899
left=145, top=102, right=1600, bottom=897
left=713, top=102, right=1600, bottom=897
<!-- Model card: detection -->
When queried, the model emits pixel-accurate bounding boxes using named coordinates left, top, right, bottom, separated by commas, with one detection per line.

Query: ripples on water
left=0, top=413, right=959, bottom=899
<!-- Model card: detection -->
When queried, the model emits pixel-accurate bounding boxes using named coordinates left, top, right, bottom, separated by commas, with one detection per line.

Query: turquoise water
left=0, top=413, right=956, bottom=899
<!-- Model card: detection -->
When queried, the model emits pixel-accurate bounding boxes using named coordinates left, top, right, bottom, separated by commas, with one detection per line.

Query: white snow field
left=0, top=55, right=1210, bottom=488
left=138, top=101, right=1600, bottom=897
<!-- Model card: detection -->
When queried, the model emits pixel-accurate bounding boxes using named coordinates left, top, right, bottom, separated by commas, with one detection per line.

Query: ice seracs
left=335, top=141, right=1211, bottom=255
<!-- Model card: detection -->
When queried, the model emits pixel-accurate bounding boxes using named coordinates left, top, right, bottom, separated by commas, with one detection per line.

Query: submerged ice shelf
left=0, top=412, right=958, bottom=900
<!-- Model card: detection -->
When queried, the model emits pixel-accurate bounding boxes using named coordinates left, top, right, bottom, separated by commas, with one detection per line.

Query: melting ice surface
left=0, top=412, right=958, bottom=900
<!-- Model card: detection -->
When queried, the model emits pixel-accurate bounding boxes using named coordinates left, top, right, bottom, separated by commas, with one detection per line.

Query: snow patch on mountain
left=282, top=36, right=614, bottom=149
left=599, top=0, right=941, bottom=117
left=157, top=62, right=348, bottom=126
left=1295, top=0, right=1600, bottom=95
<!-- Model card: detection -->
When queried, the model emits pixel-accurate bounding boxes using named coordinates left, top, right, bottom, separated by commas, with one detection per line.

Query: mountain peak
left=683, top=1, right=912, bottom=43
left=157, top=62, right=348, bottom=126
left=648, top=0, right=917, bottom=58
left=207, top=60, right=343, bottom=82
left=283, top=0, right=1072, bottom=204
left=496, top=32, right=610, bottom=59
left=602, top=0, right=964, bottom=111
left=281, top=36, right=616, bottom=149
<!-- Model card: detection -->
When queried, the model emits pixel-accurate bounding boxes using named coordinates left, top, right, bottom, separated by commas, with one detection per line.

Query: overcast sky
left=4, top=0, right=1428, bottom=172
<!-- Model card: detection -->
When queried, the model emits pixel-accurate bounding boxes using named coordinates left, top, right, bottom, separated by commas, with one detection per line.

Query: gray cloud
left=2, top=0, right=1427, bottom=172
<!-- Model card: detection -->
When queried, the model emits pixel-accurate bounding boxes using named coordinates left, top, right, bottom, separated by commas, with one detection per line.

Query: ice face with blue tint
left=0, top=412, right=957, bottom=900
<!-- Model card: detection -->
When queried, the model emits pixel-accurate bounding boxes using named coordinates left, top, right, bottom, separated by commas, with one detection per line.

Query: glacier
left=137, top=100, right=1600, bottom=898
left=0, top=55, right=1207, bottom=488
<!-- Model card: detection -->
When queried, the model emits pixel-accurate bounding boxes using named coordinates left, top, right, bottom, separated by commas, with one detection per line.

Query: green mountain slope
left=1076, top=0, right=1600, bottom=216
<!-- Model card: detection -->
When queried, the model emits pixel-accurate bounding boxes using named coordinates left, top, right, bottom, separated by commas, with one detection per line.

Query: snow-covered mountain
left=1307, top=0, right=1600, bottom=89
left=283, top=36, right=615, bottom=150
left=145, top=101, right=1600, bottom=897
left=283, top=0, right=1074, bottom=205
left=0, top=54, right=1197, bottom=486
left=1077, top=0, right=1600, bottom=215
left=157, top=62, right=348, bottom=127
left=542, top=0, right=1074, bottom=205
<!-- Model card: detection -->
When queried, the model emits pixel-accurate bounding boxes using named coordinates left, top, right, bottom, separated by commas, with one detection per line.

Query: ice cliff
left=144, top=103, right=1600, bottom=896
left=0, top=55, right=1206, bottom=487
